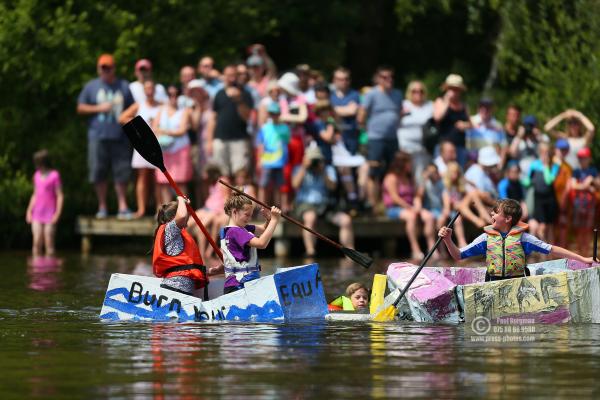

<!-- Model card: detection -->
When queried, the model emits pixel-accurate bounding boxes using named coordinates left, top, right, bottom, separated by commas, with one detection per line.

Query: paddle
left=218, top=179, right=373, bottom=268
left=594, top=228, right=598, bottom=262
left=122, top=115, right=223, bottom=262
left=373, top=212, right=461, bottom=322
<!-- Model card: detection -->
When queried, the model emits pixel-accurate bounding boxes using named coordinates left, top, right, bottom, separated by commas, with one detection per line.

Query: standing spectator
left=247, top=54, right=270, bottom=99
left=197, top=56, right=223, bottom=100
left=509, top=115, right=550, bottom=180
left=382, top=152, right=436, bottom=259
left=119, top=80, right=162, bottom=218
left=553, top=139, right=573, bottom=247
left=398, top=80, right=433, bottom=182
left=152, top=85, right=193, bottom=203
left=247, top=43, right=278, bottom=79
left=358, top=66, right=403, bottom=210
left=188, top=80, right=212, bottom=208
left=26, top=150, right=63, bottom=256
left=236, top=62, right=260, bottom=106
left=296, top=64, right=316, bottom=104
left=129, top=59, right=167, bottom=104
left=497, top=161, right=528, bottom=219
left=523, top=142, right=560, bottom=241
left=292, top=146, right=354, bottom=258
left=467, top=98, right=507, bottom=168
left=330, top=67, right=364, bottom=210
left=77, top=54, right=134, bottom=219
left=205, top=65, right=253, bottom=177
left=504, top=104, right=522, bottom=145
left=279, top=72, right=308, bottom=210
left=433, top=140, right=457, bottom=176
left=569, top=147, right=599, bottom=255
left=177, top=65, right=196, bottom=109
left=544, top=109, right=595, bottom=169
left=257, top=80, right=281, bottom=128
left=433, top=74, right=471, bottom=167
left=256, top=102, right=290, bottom=208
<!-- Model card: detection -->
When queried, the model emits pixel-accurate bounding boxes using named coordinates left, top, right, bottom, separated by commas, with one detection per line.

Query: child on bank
left=153, top=196, right=208, bottom=297
left=439, top=199, right=593, bottom=281
left=221, top=191, right=281, bottom=294
left=328, top=282, right=370, bottom=311
left=26, top=150, right=64, bottom=256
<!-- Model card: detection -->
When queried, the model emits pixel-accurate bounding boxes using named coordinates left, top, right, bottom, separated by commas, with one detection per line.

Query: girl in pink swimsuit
left=26, top=150, right=64, bottom=256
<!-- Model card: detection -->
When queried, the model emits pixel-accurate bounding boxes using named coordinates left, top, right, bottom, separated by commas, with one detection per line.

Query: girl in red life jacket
left=153, top=196, right=208, bottom=296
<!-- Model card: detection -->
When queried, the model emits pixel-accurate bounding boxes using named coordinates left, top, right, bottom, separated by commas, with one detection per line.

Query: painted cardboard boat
left=100, top=263, right=328, bottom=322
left=327, top=259, right=600, bottom=325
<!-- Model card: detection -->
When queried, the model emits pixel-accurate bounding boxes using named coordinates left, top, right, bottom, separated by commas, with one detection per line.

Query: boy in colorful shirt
left=439, top=199, right=593, bottom=281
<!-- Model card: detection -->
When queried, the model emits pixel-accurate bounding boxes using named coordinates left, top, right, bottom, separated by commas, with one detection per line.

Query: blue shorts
left=386, top=206, right=405, bottom=219
left=367, top=138, right=399, bottom=179
left=259, top=167, right=284, bottom=188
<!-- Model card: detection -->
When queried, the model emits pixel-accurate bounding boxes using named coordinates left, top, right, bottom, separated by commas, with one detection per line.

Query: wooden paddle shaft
left=165, top=171, right=224, bottom=261
left=219, top=179, right=342, bottom=249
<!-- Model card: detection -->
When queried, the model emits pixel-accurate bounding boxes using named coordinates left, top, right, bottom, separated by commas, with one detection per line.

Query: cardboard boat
left=100, top=263, right=328, bottom=322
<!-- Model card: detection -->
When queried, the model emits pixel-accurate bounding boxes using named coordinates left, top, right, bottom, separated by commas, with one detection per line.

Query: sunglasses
left=100, top=65, right=114, bottom=71
left=379, top=74, right=393, bottom=80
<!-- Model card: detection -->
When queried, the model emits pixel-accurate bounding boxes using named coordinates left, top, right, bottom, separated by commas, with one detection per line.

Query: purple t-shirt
left=223, top=225, right=256, bottom=262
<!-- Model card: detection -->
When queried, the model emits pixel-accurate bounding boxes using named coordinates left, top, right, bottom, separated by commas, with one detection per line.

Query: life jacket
left=484, top=222, right=528, bottom=278
left=328, top=296, right=355, bottom=311
left=220, top=226, right=260, bottom=280
left=152, top=224, right=207, bottom=289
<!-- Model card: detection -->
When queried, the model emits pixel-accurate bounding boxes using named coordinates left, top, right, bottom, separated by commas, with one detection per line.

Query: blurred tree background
left=1, top=0, right=598, bottom=249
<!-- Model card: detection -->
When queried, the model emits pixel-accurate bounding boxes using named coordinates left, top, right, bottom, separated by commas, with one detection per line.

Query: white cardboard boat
left=100, top=263, right=328, bottom=322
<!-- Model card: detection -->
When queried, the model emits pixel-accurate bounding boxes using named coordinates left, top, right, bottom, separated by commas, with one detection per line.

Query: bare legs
left=134, top=168, right=155, bottom=218
left=32, top=222, right=56, bottom=256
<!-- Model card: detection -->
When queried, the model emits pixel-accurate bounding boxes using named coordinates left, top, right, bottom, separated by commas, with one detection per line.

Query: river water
left=1, top=251, right=600, bottom=399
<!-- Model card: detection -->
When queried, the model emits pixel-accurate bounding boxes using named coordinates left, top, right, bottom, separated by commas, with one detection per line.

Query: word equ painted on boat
left=100, top=263, right=329, bottom=322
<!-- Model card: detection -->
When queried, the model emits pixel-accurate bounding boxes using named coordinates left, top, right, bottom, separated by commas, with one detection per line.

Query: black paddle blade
left=341, top=247, right=373, bottom=269
left=122, top=115, right=165, bottom=172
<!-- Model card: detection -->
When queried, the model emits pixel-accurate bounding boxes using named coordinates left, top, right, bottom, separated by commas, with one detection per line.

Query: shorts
left=533, top=195, right=558, bottom=224
left=341, top=130, right=360, bottom=155
left=259, top=167, right=284, bottom=188
left=88, top=138, right=132, bottom=183
left=367, top=138, right=398, bottom=179
left=572, top=192, right=597, bottom=228
left=211, top=138, right=250, bottom=176
left=386, top=206, right=405, bottom=219
left=156, top=145, right=193, bottom=184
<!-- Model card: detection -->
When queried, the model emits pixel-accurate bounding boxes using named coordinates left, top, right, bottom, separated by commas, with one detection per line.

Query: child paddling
left=439, top=198, right=593, bottom=281
left=221, top=191, right=281, bottom=294
left=153, top=196, right=208, bottom=296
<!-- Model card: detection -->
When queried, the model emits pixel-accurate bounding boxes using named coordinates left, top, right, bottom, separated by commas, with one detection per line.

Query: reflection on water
left=1, top=252, right=600, bottom=398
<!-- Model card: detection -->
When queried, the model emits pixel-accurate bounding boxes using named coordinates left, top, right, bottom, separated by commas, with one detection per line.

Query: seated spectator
left=382, top=152, right=436, bottom=260
left=569, top=147, right=599, bottom=255
left=497, top=161, right=528, bottom=219
left=256, top=102, right=291, bottom=209
left=311, top=99, right=337, bottom=165
left=188, top=164, right=230, bottom=259
left=522, top=142, right=560, bottom=241
left=292, top=146, right=354, bottom=258
left=467, top=98, right=507, bottom=168
left=441, top=162, right=468, bottom=247
left=419, top=164, right=447, bottom=230
left=545, top=109, right=595, bottom=169
left=553, top=138, right=573, bottom=247
left=434, top=140, right=457, bottom=175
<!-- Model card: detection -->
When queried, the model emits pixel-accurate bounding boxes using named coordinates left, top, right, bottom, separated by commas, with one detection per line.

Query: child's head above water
left=491, top=199, right=522, bottom=231
left=346, top=282, right=369, bottom=310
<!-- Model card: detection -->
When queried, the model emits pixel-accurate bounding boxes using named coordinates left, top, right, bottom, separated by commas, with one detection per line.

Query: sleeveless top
left=438, top=104, right=468, bottom=147
left=382, top=175, right=415, bottom=208
left=158, top=105, right=190, bottom=153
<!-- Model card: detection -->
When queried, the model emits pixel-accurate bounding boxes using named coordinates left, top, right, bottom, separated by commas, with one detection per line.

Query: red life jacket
left=152, top=224, right=208, bottom=289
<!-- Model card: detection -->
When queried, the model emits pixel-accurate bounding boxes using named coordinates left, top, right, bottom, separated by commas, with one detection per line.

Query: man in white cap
left=129, top=59, right=167, bottom=104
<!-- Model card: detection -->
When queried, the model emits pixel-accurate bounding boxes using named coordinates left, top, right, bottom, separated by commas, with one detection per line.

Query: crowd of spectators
left=77, top=45, right=599, bottom=259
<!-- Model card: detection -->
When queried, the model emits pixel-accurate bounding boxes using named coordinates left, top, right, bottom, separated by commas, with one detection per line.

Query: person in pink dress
left=26, top=150, right=64, bottom=256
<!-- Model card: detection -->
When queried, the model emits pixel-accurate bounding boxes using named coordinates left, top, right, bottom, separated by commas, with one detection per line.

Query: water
left=1, top=252, right=600, bottom=399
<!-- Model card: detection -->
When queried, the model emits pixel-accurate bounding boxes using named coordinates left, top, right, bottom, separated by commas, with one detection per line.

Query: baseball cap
left=97, top=54, right=115, bottom=67
left=555, top=138, right=570, bottom=150
left=247, top=55, right=264, bottom=67
left=479, top=97, right=494, bottom=107
left=135, top=59, right=152, bottom=70
left=577, top=147, right=592, bottom=158
left=478, top=146, right=501, bottom=167
left=523, top=115, right=537, bottom=126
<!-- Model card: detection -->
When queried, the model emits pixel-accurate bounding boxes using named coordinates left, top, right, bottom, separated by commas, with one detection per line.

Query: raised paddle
left=122, top=116, right=223, bottom=262
left=373, top=211, right=461, bottom=322
left=218, top=179, right=373, bottom=268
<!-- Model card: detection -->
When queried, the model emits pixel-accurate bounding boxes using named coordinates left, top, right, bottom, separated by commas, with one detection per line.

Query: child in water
left=328, top=282, right=370, bottom=311
left=221, top=191, right=281, bottom=294
left=26, top=149, right=64, bottom=256
left=439, top=198, right=593, bottom=281
left=153, top=196, right=208, bottom=297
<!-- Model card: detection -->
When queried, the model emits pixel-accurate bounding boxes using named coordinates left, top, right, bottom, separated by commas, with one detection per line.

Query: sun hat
left=577, top=147, right=592, bottom=158
left=277, top=72, right=300, bottom=96
left=187, top=79, right=205, bottom=90
left=555, top=138, right=570, bottom=150
left=441, top=74, right=466, bottom=91
left=478, top=146, right=501, bottom=167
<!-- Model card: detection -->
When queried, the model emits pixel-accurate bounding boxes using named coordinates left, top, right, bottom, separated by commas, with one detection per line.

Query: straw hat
left=441, top=74, right=467, bottom=91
